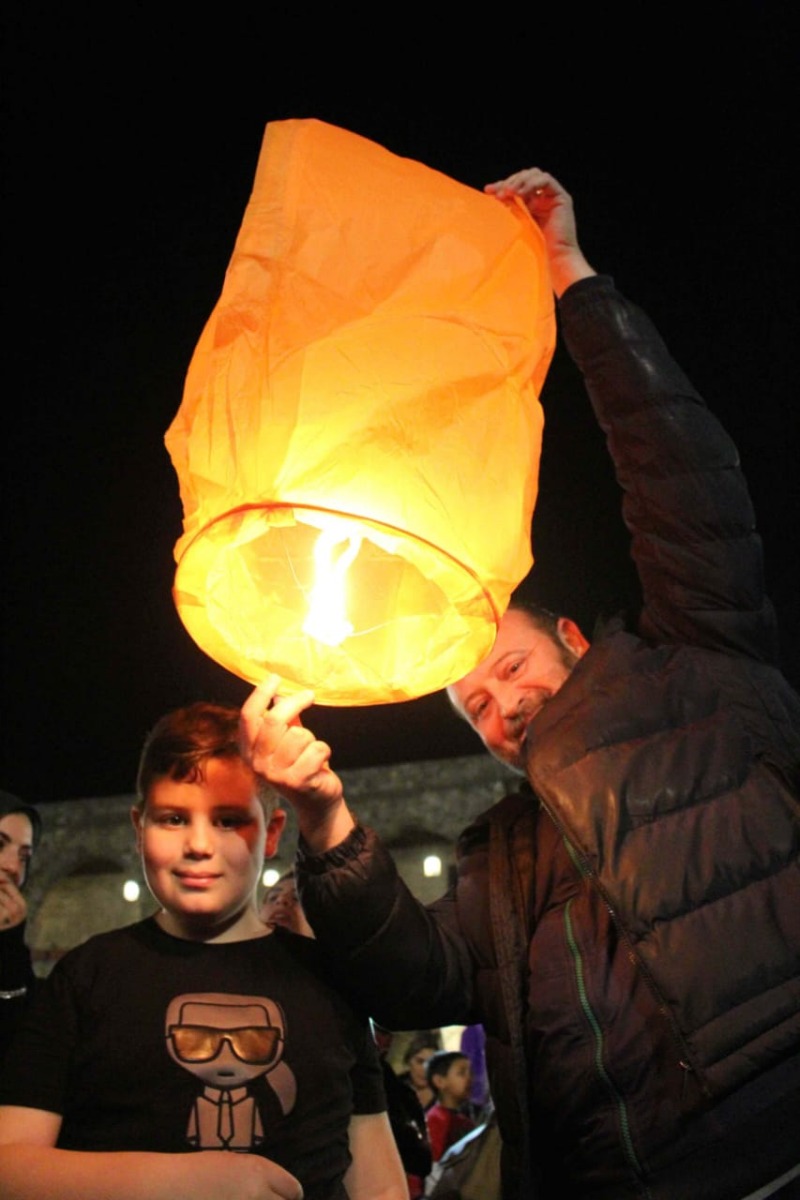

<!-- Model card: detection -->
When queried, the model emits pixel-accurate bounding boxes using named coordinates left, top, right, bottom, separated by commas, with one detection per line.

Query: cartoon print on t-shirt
left=165, top=992, right=297, bottom=1150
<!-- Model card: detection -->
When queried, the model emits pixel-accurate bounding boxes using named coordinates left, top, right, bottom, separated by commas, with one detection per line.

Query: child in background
left=424, top=1050, right=476, bottom=1162
left=260, top=869, right=315, bottom=938
left=0, top=702, right=405, bottom=1200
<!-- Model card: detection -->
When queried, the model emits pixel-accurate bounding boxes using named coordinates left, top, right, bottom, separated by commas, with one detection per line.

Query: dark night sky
left=2, top=8, right=798, bottom=804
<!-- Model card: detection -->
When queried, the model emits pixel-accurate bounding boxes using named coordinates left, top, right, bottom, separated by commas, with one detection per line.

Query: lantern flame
left=302, top=528, right=363, bottom=646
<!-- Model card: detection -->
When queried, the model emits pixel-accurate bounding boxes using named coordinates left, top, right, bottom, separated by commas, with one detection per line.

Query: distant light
left=123, top=880, right=140, bottom=903
left=262, top=868, right=281, bottom=888
left=423, top=855, right=442, bottom=878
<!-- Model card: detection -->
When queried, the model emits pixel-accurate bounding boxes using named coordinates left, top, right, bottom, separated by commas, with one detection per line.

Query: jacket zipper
left=557, top=817, right=701, bottom=1086
left=564, top=896, right=654, bottom=1199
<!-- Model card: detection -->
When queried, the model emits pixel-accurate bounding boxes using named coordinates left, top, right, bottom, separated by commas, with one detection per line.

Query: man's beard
left=499, top=643, right=582, bottom=773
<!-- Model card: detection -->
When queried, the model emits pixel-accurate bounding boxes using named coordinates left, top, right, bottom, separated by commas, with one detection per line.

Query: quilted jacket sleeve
left=297, top=823, right=479, bottom=1029
left=558, top=274, right=780, bottom=664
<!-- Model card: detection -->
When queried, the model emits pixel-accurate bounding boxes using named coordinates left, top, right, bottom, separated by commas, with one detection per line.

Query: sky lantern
left=165, top=119, right=556, bottom=705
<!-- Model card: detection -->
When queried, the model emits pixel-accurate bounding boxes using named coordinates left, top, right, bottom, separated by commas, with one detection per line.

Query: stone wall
left=25, top=753, right=518, bottom=972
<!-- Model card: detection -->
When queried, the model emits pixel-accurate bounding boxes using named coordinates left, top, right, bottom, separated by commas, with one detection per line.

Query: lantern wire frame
left=174, top=503, right=501, bottom=704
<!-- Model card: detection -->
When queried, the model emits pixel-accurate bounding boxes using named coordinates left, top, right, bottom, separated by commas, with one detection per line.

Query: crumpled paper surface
left=165, top=118, right=555, bottom=703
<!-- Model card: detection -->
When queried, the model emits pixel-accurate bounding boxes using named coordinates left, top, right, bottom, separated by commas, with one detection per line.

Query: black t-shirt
left=0, top=918, right=384, bottom=1199
left=0, top=921, right=38, bottom=1065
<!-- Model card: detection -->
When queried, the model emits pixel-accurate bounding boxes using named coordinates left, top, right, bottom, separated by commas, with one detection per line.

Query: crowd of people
left=1, top=166, right=798, bottom=1200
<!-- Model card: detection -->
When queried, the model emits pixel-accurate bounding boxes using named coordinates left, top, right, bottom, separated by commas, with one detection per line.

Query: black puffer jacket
left=299, top=276, right=800, bottom=1199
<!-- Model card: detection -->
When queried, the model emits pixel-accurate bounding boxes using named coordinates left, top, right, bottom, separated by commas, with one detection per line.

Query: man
left=240, top=170, right=800, bottom=1200
left=0, top=792, right=42, bottom=1065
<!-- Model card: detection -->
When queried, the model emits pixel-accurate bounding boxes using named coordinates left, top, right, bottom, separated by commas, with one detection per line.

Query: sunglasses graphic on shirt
left=167, top=1023, right=281, bottom=1065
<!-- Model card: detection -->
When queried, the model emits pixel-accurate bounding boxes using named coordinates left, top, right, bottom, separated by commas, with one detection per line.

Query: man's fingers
left=486, top=170, right=542, bottom=193
left=281, top=740, right=342, bottom=806
left=289, top=738, right=333, bottom=784
left=241, top=677, right=316, bottom=751
left=241, top=674, right=286, bottom=730
left=485, top=168, right=566, bottom=203
left=240, top=675, right=281, bottom=745
left=267, top=689, right=316, bottom=729
left=239, top=674, right=339, bottom=806
left=269, top=728, right=332, bottom=782
left=268, top=724, right=317, bottom=770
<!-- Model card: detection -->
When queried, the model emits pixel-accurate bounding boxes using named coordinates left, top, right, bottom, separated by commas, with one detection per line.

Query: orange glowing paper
left=165, top=119, right=555, bottom=704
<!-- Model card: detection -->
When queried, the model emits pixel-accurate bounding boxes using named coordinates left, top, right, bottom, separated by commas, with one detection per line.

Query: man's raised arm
left=485, top=166, right=596, bottom=297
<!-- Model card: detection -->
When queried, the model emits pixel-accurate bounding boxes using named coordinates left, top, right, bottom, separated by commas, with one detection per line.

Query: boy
left=424, top=1051, right=476, bottom=1163
left=0, top=702, right=406, bottom=1200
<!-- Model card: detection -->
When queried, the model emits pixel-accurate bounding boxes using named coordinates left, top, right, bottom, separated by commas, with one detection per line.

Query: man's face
left=0, top=813, right=34, bottom=889
left=132, top=757, right=282, bottom=941
left=447, top=609, right=585, bottom=771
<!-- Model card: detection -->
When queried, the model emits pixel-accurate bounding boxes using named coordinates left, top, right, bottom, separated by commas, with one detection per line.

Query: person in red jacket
left=424, top=1051, right=476, bottom=1163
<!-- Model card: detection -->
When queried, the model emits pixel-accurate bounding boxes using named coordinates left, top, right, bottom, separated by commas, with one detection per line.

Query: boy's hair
left=425, top=1050, right=469, bottom=1090
left=135, top=701, right=277, bottom=815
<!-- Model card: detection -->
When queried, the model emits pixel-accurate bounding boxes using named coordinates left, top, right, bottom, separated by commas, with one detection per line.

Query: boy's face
left=439, top=1057, right=472, bottom=1104
left=132, top=757, right=284, bottom=942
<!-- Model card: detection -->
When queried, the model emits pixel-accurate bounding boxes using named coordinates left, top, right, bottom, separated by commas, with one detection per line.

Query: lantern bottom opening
left=172, top=505, right=503, bottom=706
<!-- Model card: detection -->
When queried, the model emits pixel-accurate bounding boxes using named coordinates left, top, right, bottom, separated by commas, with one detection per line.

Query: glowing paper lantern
left=165, top=119, right=555, bottom=704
